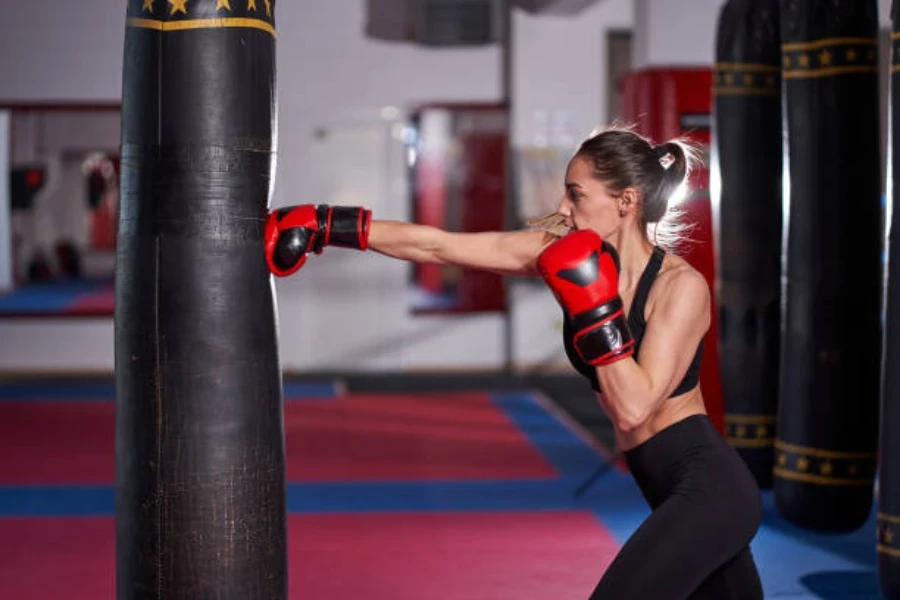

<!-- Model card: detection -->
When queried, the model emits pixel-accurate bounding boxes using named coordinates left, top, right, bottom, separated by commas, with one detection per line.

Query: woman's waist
left=623, top=409, right=727, bottom=489
left=616, top=388, right=708, bottom=452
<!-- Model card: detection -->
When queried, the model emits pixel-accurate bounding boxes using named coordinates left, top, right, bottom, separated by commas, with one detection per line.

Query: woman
left=265, top=127, right=764, bottom=599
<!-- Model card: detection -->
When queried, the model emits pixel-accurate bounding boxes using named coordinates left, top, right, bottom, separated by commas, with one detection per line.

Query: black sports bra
left=563, top=245, right=703, bottom=397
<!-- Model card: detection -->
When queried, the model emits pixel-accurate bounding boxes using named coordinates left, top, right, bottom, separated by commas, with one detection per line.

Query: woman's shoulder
left=647, top=252, right=711, bottom=322
left=658, top=252, right=707, bottom=285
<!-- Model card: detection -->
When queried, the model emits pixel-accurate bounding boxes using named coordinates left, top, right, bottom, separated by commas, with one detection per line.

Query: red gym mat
left=0, top=512, right=617, bottom=599
left=0, top=517, right=114, bottom=600
left=67, top=285, right=115, bottom=314
left=0, top=403, right=114, bottom=484
left=0, top=393, right=555, bottom=484
left=285, top=392, right=557, bottom=481
left=289, top=511, right=617, bottom=599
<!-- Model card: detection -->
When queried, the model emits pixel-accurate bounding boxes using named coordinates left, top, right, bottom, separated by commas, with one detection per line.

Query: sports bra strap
left=628, top=246, right=666, bottom=329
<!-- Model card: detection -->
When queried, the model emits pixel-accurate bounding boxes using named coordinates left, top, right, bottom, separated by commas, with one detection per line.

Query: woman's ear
left=618, top=188, right=639, bottom=217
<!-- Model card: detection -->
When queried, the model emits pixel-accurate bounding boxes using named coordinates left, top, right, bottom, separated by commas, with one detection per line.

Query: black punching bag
left=879, top=7, right=900, bottom=596
left=713, top=0, right=782, bottom=490
left=776, top=0, right=880, bottom=532
left=116, top=2, right=286, bottom=598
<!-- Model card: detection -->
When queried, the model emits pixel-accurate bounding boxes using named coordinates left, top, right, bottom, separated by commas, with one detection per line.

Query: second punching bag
left=713, top=0, right=782, bottom=490
left=879, top=10, right=900, bottom=598
left=116, top=1, right=286, bottom=598
left=776, top=0, right=880, bottom=531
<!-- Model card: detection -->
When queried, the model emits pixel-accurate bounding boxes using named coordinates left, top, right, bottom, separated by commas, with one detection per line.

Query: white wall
left=512, top=0, right=633, bottom=148
left=632, top=0, right=725, bottom=68
left=270, top=1, right=500, bottom=212
left=0, top=2, right=125, bottom=102
left=0, top=0, right=636, bottom=374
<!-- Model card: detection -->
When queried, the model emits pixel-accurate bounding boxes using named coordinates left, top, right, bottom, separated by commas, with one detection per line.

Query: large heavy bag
left=116, top=2, right=287, bottom=597
left=713, top=0, right=783, bottom=489
left=775, top=0, right=881, bottom=532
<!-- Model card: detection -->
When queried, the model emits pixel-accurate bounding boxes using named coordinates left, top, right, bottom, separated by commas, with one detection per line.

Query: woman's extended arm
left=368, top=220, right=552, bottom=276
left=264, top=203, right=554, bottom=278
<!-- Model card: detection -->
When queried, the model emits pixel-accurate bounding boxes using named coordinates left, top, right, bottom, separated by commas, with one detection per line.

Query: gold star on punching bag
left=248, top=0, right=257, bottom=10
left=217, top=0, right=231, bottom=10
left=142, top=0, right=154, bottom=13
left=264, top=0, right=272, bottom=16
left=168, top=0, right=188, bottom=15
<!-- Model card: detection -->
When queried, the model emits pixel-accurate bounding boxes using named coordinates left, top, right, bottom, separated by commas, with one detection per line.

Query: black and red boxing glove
left=537, top=229, right=635, bottom=366
left=265, top=204, right=372, bottom=277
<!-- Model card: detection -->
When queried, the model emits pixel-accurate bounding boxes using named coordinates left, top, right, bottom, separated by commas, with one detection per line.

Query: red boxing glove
left=265, top=204, right=372, bottom=277
left=537, top=229, right=635, bottom=366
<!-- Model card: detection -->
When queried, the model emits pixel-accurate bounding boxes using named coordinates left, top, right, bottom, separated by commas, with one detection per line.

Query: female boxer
left=264, top=127, right=764, bottom=599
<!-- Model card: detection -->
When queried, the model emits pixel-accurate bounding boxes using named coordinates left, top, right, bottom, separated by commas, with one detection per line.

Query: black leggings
left=590, top=414, right=764, bottom=599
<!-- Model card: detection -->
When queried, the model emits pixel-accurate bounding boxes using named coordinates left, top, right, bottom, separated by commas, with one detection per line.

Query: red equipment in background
left=408, top=103, right=508, bottom=314
left=620, top=67, right=725, bottom=435
left=86, top=156, right=119, bottom=252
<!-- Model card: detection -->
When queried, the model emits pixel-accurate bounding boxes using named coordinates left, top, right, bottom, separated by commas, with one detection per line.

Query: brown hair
left=574, top=126, right=700, bottom=252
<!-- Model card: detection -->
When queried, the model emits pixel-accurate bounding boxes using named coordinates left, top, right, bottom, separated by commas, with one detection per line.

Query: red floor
left=2, top=383, right=869, bottom=598
left=0, top=402, right=114, bottom=484
left=285, top=393, right=557, bottom=481
left=0, top=393, right=555, bottom=485
left=0, top=512, right=616, bottom=600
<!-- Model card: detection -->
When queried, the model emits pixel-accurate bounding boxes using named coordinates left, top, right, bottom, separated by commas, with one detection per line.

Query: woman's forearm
left=368, top=220, right=447, bottom=264
left=595, top=360, right=658, bottom=432
left=367, top=219, right=549, bottom=275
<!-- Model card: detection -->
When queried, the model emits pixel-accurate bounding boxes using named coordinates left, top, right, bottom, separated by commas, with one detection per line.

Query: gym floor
left=0, top=376, right=881, bottom=599
left=0, top=278, right=114, bottom=318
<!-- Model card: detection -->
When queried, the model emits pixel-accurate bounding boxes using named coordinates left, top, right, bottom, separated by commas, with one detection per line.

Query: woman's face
left=555, top=156, right=624, bottom=239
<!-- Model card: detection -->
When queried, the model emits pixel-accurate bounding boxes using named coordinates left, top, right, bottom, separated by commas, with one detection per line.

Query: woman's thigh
left=590, top=474, right=760, bottom=600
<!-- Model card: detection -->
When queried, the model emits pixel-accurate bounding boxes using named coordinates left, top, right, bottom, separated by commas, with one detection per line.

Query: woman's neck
left=606, top=224, right=654, bottom=293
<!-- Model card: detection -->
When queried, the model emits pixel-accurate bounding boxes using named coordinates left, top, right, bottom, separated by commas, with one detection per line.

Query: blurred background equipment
left=364, top=0, right=602, bottom=45
left=365, top=0, right=505, bottom=46
left=775, top=0, right=881, bottom=534
left=2, top=108, right=118, bottom=317
left=712, top=0, right=782, bottom=490
left=879, top=2, right=900, bottom=596
left=407, top=102, right=509, bottom=313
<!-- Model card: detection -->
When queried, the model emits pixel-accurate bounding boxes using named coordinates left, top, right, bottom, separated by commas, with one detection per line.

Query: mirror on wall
left=406, top=102, right=509, bottom=314
left=2, top=106, right=119, bottom=318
